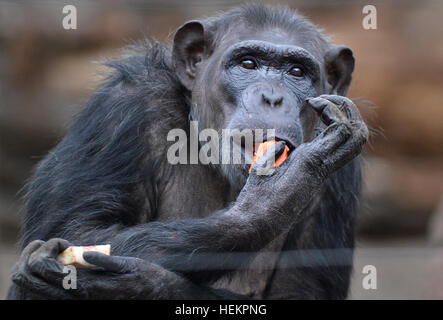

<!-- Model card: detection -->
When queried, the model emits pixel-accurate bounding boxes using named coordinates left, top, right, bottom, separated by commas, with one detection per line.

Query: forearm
left=99, top=176, right=322, bottom=282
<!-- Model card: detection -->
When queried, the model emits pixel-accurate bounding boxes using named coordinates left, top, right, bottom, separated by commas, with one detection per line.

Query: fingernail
left=306, top=97, right=321, bottom=105
left=308, top=97, right=326, bottom=108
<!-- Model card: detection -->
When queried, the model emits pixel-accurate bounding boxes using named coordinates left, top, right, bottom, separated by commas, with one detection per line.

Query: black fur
left=8, top=4, right=366, bottom=300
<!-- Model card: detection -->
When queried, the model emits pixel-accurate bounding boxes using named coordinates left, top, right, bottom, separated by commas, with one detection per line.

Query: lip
left=261, top=133, right=297, bottom=152
left=242, top=134, right=297, bottom=158
left=237, top=134, right=297, bottom=171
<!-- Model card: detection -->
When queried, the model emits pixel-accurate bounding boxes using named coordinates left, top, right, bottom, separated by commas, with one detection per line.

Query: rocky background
left=1, top=0, right=442, bottom=299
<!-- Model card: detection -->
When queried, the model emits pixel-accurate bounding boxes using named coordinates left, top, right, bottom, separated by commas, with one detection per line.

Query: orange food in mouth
left=248, top=140, right=290, bottom=174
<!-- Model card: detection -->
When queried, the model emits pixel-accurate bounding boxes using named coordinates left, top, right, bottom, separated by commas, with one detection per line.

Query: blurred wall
left=0, top=0, right=442, bottom=298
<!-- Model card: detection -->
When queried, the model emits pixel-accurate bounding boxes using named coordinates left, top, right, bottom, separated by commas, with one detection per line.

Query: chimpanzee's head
left=172, top=5, right=354, bottom=187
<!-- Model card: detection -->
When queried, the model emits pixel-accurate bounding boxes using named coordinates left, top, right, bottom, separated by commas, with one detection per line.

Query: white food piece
left=57, top=244, right=111, bottom=268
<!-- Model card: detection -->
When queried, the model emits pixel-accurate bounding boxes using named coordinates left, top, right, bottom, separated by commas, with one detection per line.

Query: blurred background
left=0, top=0, right=442, bottom=299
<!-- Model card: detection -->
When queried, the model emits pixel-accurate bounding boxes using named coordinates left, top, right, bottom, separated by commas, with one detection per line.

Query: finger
left=28, top=254, right=65, bottom=281
left=12, top=240, right=44, bottom=283
left=251, top=141, right=286, bottom=176
left=255, top=141, right=286, bottom=168
left=322, top=133, right=366, bottom=172
left=12, top=267, right=72, bottom=299
left=311, top=122, right=352, bottom=157
left=306, top=97, right=348, bottom=126
left=28, top=239, right=71, bottom=283
left=30, top=238, right=71, bottom=261
left=83, top=252, right=132, bottom=274
left=19, top=240, right=45, bottom=260
left=318, top=95, right=368, bottom=146
left=319, top=95, right=361, bottom=121
left=318, top=94, right=352, bottom=107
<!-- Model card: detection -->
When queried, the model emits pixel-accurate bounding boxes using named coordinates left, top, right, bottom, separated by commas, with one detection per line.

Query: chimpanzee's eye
left=289, top=66, right=304, bottom=77
left=240, top=59, right=257, bottom=69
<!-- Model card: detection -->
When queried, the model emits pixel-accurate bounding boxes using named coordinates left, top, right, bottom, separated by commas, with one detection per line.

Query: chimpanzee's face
left=190, top=28, right=323, bottom=184
left=173, top=21, right=354, bottom=186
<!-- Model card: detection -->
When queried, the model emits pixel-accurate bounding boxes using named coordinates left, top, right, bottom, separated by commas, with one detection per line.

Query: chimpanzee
left=7, top=4, right=368, bottom=299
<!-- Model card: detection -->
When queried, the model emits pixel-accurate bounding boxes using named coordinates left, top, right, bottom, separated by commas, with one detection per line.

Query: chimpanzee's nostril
left=262, top=93, right=284, bottom=108
left=262, top=94, right=271, bottom=106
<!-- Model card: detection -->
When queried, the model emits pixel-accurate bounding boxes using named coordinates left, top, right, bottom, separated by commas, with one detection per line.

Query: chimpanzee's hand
left=242, top=95, right=368, bottom=212
left=302, top=94, right=368, bottom=177
left=11, top=238, right=203, bottom=299
left=10, top=238, right=71, bottom=299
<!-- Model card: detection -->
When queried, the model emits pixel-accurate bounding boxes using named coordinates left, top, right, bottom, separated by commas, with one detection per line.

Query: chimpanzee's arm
left=68, top=94, right=367, bottom=285
left=9, top=146, right=320, bottom=300
left=263, top=159, right=361, bottom=299
left=11, top=95, right=367, bottom=299
left=83, top=153, right=322, bottom=284
left=13, top=140, right=324, bottom=283
left=9, top=239, right=248, bottom=299
left=9, top=144, right=320, bottom=300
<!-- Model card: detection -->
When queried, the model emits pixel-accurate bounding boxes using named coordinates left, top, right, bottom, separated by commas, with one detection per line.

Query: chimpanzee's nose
left=261, top=91, right=283, bottom=108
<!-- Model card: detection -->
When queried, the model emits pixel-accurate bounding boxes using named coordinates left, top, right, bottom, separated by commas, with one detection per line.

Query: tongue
left=249, top=140, right=290, bottom=174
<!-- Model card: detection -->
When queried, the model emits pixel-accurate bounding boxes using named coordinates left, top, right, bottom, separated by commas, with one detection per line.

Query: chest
left=154, top=164, right=290, bottom=297
left=155, top=164, right=234, bottom=220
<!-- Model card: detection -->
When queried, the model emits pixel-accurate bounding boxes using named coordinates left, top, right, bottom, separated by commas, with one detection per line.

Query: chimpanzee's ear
left=324, top=45, right=355, bottom=96
left=173, top=20, right=209, bottom=90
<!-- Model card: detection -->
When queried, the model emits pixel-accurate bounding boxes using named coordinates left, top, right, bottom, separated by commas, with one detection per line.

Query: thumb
left=251, top=141, right=286, bottom=176
left=83, top=252, right=132, bottom=273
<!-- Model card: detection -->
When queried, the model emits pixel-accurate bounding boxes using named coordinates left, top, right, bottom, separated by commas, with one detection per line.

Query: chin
left=219, top=163, right=249, bottom=192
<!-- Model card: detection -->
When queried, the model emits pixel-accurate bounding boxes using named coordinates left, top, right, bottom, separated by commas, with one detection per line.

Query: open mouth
left=272, top=137, right=296, bottom=152
left=252, top=135, right=297, bottom=155
left=238, top=133, right=297, bottom=163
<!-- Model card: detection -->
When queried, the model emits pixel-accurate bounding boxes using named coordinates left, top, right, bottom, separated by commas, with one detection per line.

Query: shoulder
left=69, top=40, right=189, bottom=141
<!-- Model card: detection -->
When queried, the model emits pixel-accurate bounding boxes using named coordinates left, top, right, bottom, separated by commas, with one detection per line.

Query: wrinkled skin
left=12, top=239, right=244, bottom=299
left=8, top=5, right=368, bottom=300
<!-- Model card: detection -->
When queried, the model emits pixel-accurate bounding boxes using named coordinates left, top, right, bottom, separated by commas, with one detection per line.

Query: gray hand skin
left=11, top=95, right=368, bottom=299
left=11, top=239, right=245, bottom=299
